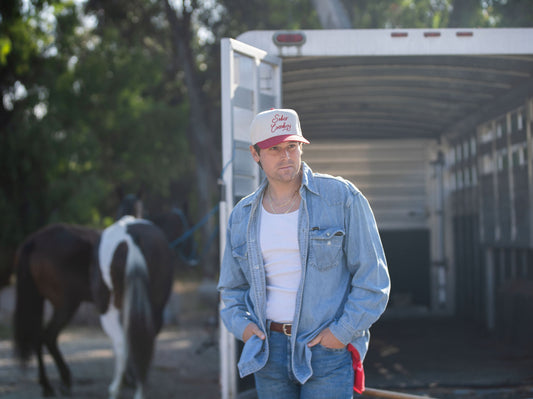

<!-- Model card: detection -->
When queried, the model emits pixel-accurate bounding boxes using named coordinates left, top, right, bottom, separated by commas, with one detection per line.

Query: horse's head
left=149, top=204, right=197, bottom=268
left=116, top=189, right=143, bottom=219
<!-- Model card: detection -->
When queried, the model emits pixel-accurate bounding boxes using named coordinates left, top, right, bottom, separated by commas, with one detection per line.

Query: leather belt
left=270, top=321, right=292, bottom=336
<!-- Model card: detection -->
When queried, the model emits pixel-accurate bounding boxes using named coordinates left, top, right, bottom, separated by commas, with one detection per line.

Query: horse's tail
left=123, top=241, right=156, bottom=385
left=13, top=240, right=44, bottom=363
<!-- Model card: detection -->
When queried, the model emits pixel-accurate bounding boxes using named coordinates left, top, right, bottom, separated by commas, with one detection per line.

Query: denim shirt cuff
left=329, top=320, right=364, bottom=345
left=235, top=317, right=254, bottom=342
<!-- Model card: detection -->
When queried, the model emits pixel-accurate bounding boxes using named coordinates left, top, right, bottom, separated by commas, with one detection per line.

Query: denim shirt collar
left=241, top=161, right=319, bottom=211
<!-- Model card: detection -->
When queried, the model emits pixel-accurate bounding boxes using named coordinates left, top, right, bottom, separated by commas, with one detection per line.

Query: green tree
left=0, top=0, right=192, bottom=284
left=65, top=3, right=192, bottom=218
left=339, top=0, right=457, bottom=28
left=0, top=0, right=70, bottom=285
left=492, top=0, right=533, bottom=27
left=339, top=0, right=532, bottom=29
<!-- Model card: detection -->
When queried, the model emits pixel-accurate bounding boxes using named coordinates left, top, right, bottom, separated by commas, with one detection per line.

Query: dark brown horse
left=150, top=207, right=197, bottom=268
left=12, top=223, right=100, bottom=396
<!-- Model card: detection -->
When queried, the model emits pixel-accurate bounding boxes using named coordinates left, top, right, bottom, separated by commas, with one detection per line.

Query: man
left=218, top=108, right=390, bottom=398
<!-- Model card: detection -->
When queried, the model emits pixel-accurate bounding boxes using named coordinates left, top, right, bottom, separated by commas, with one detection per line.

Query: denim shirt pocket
left=309, top=227, right=345, bottom=271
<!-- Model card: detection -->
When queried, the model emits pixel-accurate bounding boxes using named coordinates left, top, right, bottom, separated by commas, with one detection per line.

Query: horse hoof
left=122, top=370, right=136, bottom=388
left=59, top=384, right=72, bottom=396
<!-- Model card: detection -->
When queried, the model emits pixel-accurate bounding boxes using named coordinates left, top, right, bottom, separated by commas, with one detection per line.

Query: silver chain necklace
left=267, top=187, right=300, bottom=214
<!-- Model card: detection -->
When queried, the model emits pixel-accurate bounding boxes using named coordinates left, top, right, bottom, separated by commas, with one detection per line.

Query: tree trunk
left=164, top=0, right=219, bottom=278
left=311, top=0, right=352, bottom=28
left=448, top=0, right=479, bottom=27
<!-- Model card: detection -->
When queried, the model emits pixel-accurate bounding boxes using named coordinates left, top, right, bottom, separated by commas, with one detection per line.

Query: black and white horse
left=91, top=215, right=174, bottom=399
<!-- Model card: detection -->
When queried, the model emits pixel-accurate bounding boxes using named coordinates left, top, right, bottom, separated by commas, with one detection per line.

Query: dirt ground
left=0, top=278, right=220, bottom=399
left=1, top=278, right=533, bottom=399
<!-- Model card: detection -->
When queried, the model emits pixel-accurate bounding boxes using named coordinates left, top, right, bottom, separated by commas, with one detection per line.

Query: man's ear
left=250, top=145, right=260, bottom=163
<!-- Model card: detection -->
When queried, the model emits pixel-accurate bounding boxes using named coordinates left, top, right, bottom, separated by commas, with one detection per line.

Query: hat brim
left=255, top=134, right=310, bottom=149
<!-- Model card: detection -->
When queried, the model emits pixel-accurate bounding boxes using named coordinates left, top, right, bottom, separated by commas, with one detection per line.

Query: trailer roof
left=237, top=29, right=533, bottom=141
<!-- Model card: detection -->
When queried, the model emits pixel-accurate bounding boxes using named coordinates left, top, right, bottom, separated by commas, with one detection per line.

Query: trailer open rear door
left=219, top=38, right=282, bottom=399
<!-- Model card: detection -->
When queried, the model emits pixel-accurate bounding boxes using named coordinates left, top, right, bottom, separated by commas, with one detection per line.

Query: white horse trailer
left=219, top=28, right=533, bottom=399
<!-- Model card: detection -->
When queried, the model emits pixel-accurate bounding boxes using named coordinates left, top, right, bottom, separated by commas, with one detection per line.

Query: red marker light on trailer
left=391, top=32, right=408, bottom=38
left=273, top=32, right=306, bottom=46
left=456, top=31, right=474, bottom=37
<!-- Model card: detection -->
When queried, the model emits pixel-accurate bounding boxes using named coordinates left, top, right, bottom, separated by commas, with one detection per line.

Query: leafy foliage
left=0, top=0, right=191, bottom=283
left=493, top=0, right=533, bottom=27
left=340, top=0, right=500, bottom=29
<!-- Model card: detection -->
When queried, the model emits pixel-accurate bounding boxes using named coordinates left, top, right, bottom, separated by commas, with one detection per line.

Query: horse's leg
left=36, top=341, right=55, bottom=397
left=100, top=305, right=127, bottom=399
left=123, top=357, right=136, bottom=387
left=42, top=302, right=81, bottom=396
left=133, top=384, right=145, bottom=399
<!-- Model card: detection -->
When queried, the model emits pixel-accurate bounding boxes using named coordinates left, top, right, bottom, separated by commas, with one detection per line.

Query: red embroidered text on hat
left=250, top=109, right=310, bottom=149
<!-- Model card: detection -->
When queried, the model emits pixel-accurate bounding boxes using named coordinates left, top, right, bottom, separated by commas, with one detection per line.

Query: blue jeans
left=254, top=331, right=355, bottom=399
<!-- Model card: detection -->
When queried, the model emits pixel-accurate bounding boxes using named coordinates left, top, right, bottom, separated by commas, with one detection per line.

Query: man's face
left=250, top=141, right=303, bottom=184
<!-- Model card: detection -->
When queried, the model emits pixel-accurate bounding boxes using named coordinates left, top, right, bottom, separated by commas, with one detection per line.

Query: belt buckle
left=282, top=323, right=292, bottom=336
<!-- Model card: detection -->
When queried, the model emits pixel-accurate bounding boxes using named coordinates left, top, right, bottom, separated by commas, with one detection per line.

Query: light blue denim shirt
left=218, top=162, right=390, bottom=383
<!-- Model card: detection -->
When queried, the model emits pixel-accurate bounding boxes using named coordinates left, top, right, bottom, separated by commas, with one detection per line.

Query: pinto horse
left=13, top=223, right=100, bottom=396
left=90, top=215, right=174, bottom=399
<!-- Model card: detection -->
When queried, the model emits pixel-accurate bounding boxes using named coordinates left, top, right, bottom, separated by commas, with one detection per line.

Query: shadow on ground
left=363, top=315, right=533, bottom=398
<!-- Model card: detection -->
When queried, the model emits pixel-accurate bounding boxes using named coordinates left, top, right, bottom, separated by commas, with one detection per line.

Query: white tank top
left=260, top=205, right=301, bottom=323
